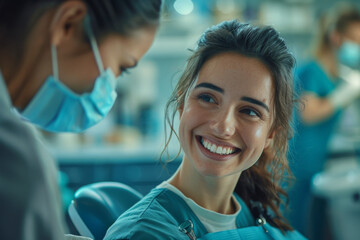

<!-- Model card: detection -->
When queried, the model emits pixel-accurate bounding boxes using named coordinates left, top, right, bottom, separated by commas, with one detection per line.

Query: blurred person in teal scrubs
left=104, top=20, right=306, bottom=240
left=0, top=1, right=161, bottom=239
left=285, top=4, right=360, bottom=239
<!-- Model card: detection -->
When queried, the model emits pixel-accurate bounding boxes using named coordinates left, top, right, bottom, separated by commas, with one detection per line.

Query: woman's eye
left=120, top=67, right=130, bottom=75
left=197, top=94, right=215, bottom=103
left=241, top=108, right=260, bottom=117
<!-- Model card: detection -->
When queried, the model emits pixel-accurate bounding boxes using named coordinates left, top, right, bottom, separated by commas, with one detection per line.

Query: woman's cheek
left=242, top=125, right=266, bottom=147
left=255, top=126, right=265, bottom=138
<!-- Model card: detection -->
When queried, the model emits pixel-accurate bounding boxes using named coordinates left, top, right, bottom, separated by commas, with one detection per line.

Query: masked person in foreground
left=0, top=1, right=162, bottom=239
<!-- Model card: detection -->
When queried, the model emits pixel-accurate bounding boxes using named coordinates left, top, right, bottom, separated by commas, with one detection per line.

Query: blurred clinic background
left=33, top=0, right=360, bottom=239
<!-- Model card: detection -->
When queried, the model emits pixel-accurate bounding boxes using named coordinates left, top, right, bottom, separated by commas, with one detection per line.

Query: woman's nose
left=209, top=109, right=236, bottom=137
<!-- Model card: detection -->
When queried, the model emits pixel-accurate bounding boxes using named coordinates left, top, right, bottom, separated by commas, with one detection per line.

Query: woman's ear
left=50, top=0, right=87, bottom=46
left=329, top=30, right=342, bottom=48
left=264, top=129, right=276, bottom=149
left=178, top=103, right=184, bottom=118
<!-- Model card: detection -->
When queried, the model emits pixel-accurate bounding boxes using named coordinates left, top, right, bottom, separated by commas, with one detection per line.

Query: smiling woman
left=104, top=20, right=306, bottom=240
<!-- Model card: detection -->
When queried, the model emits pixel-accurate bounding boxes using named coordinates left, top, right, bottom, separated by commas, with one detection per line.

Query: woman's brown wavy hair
left=161, top=20, right=296, bottom=232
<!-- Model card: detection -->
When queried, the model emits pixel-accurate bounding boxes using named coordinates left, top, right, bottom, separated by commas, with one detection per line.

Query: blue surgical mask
left=20, top=17, right=117, bottom=133
left=338, top=41, right=360, bottom=69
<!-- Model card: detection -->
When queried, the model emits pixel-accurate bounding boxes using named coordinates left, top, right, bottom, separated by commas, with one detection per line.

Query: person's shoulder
left=297, top=60, right=320, bottom=71
left=0, top=103, right=64, bottom=239
left=296, top=60, right=326, bottom=79
left=0, top=109, right=53, bottom=176
left=233, top=193, right=255, bottom=227
left=265, top=224, right=309, bottom=240
left=294, top=60, right=331, bottom=94
left=104, top=188, right=188, bottom=240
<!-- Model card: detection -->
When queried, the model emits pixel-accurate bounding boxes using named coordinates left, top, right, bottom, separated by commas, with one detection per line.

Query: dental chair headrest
left=68, top=181, right=143, bottom=240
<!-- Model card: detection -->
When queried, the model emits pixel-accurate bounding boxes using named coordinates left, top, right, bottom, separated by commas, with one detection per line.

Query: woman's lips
left=196, top=136, right=241, bottom=161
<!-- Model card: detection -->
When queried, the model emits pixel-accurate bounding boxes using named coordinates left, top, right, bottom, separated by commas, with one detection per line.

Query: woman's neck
left=169, top=159, right=241, bottom=215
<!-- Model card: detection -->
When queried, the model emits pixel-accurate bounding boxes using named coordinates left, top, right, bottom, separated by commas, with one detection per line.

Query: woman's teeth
left=200, top=137, right=237, bottom=155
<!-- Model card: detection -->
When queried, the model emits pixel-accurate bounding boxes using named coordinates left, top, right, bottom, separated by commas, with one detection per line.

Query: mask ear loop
left=51, top=44, right=59, bottom=81
left=84, top=15, right=105, bottom=74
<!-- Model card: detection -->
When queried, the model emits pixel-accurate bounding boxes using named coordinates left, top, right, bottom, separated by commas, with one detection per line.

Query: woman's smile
left=196, top=135, right=242, bottom=161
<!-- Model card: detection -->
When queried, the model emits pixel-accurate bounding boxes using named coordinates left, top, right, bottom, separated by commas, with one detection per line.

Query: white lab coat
left=0, top=71, right=66, bottom=240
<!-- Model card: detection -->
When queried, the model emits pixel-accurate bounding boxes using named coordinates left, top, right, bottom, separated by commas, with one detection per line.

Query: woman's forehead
left=196, top=53, right=274, bottom=95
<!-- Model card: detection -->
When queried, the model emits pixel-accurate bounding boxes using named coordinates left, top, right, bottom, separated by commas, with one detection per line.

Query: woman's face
left=58, top=26, right=156, bottom=93
left=336, top=21, right=360, bottom=68
left=342, top=21, right=360, bottom=44
left=178, top=52, right=275, bottom=177
left=13, top=24, right=156, bottom=109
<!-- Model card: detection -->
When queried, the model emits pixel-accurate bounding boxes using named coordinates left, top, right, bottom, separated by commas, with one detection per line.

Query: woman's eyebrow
left=195, top=82, right=270, bottom=112
left=195, top=82, right=224, bottom=93
left=241, top=96, right=269, bottom=112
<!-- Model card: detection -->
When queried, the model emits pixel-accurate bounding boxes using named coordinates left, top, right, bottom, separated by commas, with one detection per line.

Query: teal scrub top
left=290, top=60, right=342, bottom=179
left=104, top=188, right=307, bottom=240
